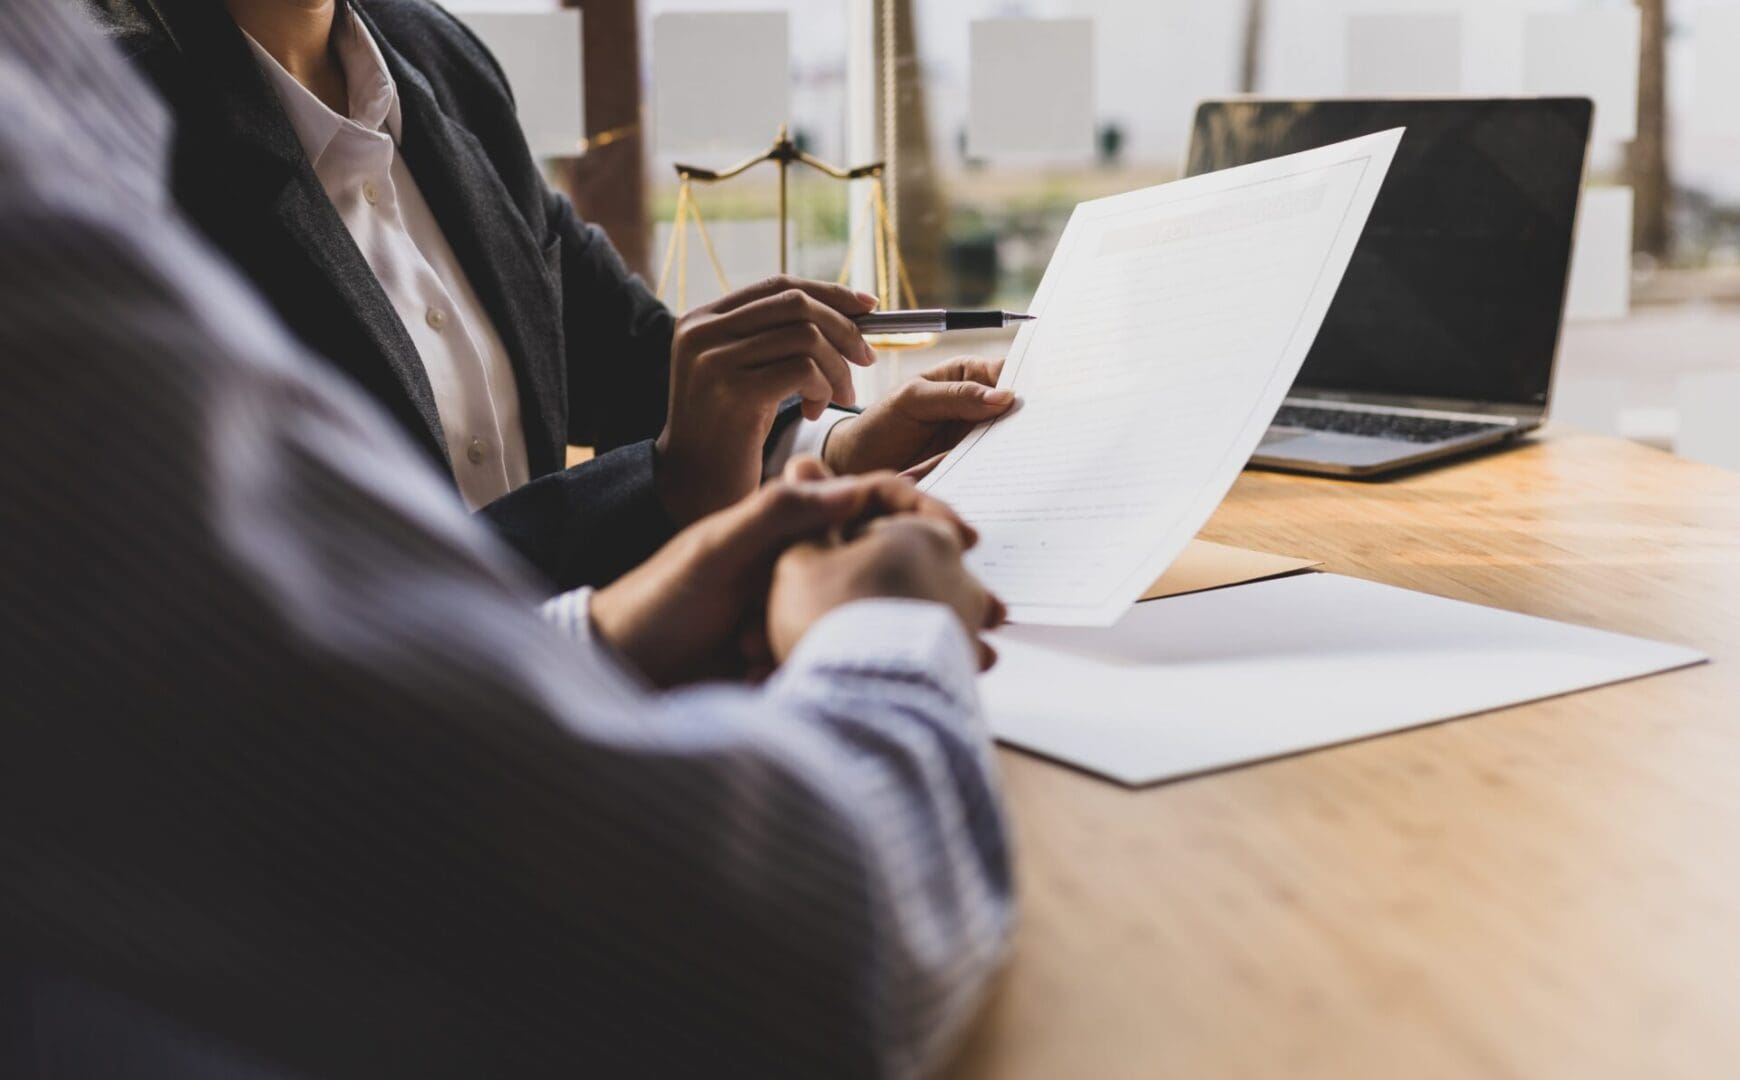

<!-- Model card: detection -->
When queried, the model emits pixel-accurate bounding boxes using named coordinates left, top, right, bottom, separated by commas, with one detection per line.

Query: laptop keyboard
left=1272, top=405, right=1510, bottom=445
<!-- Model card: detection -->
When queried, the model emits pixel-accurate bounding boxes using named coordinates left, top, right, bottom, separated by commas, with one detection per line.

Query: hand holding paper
left=920, top=129, right=1403, bottom=625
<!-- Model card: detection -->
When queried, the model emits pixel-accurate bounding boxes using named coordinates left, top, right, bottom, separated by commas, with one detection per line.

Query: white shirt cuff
left=543, top=590, right=981, bottom=715
left=763, top=408, right=855, bottom=480
left=775, top=598, right=983, bottom=720
left=539, top=587, right=654, bottom=690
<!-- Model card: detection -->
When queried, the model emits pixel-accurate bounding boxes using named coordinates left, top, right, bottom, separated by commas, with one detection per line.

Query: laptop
left=1186, top=98, right=1593, bottom=478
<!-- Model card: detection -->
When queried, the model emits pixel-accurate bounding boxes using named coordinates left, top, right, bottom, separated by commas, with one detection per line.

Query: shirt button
left=466, top=437, right=488, bottom=465
left=362, top=180, right=379, bottom=205
left=425, top=305, right=446, bottom=331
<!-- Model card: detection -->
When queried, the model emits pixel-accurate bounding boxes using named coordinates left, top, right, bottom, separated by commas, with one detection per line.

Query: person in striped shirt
left=0, top=2, right=1014, bottom=1076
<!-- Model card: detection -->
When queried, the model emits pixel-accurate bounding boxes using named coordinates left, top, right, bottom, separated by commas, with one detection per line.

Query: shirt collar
left=240, top=13, right=402, bottom=170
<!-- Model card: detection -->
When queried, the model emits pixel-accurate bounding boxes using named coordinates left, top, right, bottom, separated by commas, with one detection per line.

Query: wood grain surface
left=951, top=429, right=1740, bottom=1079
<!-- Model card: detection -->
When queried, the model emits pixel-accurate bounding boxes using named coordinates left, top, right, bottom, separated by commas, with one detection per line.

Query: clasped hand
left=591, top=457, right=1005, bottom=687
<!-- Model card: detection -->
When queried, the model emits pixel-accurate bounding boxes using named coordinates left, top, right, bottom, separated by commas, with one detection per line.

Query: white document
left=981, top=574, right=1708, bottom=787
left=967, top=18, right=1096, bottom=162
left=920, top=130, right=1402, bottom=626
left=1343, top=12, right=1464, bottom=97
left=454, top=10, right=583, bottom=159
left=652, top=12, right=789, bottom=160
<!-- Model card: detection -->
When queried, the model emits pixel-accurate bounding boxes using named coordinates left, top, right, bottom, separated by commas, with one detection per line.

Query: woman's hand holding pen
left=656, top=275, right=879, bottom=525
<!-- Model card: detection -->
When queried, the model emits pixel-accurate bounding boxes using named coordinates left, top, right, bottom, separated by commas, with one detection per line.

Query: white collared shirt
left=245, top=18, right=530, bottom=510
left=244, top=19, right=847, bottom=510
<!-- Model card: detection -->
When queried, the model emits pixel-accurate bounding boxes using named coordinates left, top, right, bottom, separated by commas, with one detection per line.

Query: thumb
left=896, top=379, right=1016, bottom=423
left=718, top=473, right=887, bottom=562
left=782, top=454, right=834, bottom=484
left=900, top=451, right=949, bottom=482
left=922, top=354, right=1004, bottom=387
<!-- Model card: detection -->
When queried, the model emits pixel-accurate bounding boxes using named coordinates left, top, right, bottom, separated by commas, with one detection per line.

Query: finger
left=922, top=355, right=1005, bottom=388
left=892, top=377, right=1017, bottom=423
left=715, top=473, right=915, bottom=561
left=966, top=583, right=1000, bottom=668
left=742, top=354, right=837, bottom=422
left=711, top=274, right=879, bottom=319
left=865, top=512, right=967, bottom=558
left=761, top=469, right=976, bottom=551
left=842, top=473, right=977, bottom=548
left=976, top=638, right=999, bottom=673
left=749, top=468, right=974, bottom=550
left=714, top=325, right=856, bottom=409
left=703, top=287, right=875, bottom=369
left=714, top=346, right=837, bottom=419
left=906, top=491, right=977, bottom=549
left=782, top=455, right=834, bottom=484
left=984, top=591, right=1008, bottom=629
left=900, top=451, right=949, bottom=483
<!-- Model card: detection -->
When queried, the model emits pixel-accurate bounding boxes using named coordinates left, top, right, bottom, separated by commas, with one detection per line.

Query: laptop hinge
left=1282, top=397, right=1525, bottom=427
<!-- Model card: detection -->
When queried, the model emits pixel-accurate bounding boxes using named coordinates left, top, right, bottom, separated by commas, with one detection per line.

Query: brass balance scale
left=654, top=125, right=939, bottom=352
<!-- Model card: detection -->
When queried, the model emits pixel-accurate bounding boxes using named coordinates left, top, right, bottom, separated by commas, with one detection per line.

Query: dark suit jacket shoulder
left=86, top=0, right=776, bottom=591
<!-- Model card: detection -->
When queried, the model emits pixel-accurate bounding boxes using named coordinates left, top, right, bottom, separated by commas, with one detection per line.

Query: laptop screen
left=1186, top=99, right=1591, bottom=410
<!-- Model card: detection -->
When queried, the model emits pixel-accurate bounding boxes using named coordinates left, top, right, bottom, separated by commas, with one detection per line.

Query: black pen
left=854, top=309, right=1035, bottom=334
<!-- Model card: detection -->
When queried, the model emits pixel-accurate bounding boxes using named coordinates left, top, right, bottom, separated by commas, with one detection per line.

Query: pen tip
left=1009, top=312, right=1036, bottom=321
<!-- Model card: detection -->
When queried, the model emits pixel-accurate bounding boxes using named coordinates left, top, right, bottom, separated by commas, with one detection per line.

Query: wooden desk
left=953, top=429, right=1740, bottom=1079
